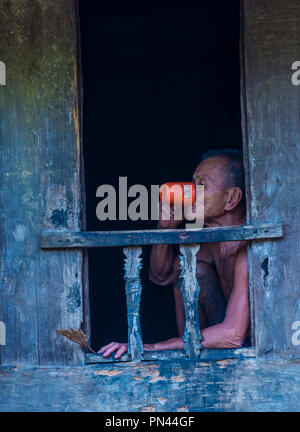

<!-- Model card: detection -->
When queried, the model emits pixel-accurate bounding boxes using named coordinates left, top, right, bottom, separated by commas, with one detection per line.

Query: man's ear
left=224, top=187, right=242, bottom=211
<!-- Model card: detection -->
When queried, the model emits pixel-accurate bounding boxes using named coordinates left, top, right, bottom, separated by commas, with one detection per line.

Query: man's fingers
left=97, top=342, right=128, bottom=359
left=101, top=343, right=121, bottom=357
left=97, top=341, right=116, bottom=353
left=98, top=341, right=115, bottom=353
left=114, top=344, right=128, bottom=359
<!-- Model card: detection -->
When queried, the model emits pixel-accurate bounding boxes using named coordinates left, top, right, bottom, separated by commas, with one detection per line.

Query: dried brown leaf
left=55, top=328, right=95, bottom=353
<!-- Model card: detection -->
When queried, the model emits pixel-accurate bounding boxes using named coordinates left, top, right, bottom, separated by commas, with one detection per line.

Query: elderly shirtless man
left=99, top=149, right=250, bottom=358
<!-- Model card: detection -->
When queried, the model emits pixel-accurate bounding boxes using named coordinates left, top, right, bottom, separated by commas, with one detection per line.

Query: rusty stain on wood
left=0, top=357, right=299, bottom=411
left=176, top=406, right=189, bottom=412
left=141, top=406, right=156, bottom=412
left=148, top=371, right=167, bottom=383
left=94, top=370, right=124, bottom=377
left=216, top=359, right=238, bottom=368
left=157, top=397, right=167, bottom=403
left=195, top=362, right=211, bottom=367
left=170, top=374, right=185, bottom=383
left=132, top=363, right=167, bottom=383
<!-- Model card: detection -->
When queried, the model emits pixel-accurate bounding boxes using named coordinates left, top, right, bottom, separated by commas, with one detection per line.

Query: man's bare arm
left=200, top=246, right=249, bottom=348
left=149, top=243, right=177, bottom=285
left=99, top=247, right=249, bottom=357
left=147, top=246, right=249, bottom=351
left=149, top=202, right=182, bottom=285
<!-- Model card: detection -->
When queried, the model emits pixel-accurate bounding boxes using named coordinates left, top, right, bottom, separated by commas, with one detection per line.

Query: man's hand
left=98, top=338, right=184, bottom=359
left=98, top=342, right=156, bottom=359
left=149, top=203, right=181, bottom=285
left=98, top=342, right=128, bottom=359
left=158, top=201, right=183, bottom=229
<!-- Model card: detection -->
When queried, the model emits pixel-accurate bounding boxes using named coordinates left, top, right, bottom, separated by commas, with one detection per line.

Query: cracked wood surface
left=123, top=247, right=144, bottom=361
left=179, top=245, right=203, bottom=358
left=0, top=0, right=84, bottom=365
left=0, top=358, right=300, bottom=411
left=242, top=0, right=300, bottom=358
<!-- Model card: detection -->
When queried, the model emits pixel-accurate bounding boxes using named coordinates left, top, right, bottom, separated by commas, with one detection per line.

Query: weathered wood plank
left=242, top=0, right=300, bottom=359
left=75, top=0, right=90, bottom=342
left=39, top=223, right=283, bottom=248
left=85, top=347, right=255, bottom=363
left=123, top=247, right=144, bottom=361
left=0, top=0, right=84, bottom=365
left=240, top=0, right=256, bottom=347
left=0, top=358, right=299, bottom=411
left=179, top=245, right=203, bottom=358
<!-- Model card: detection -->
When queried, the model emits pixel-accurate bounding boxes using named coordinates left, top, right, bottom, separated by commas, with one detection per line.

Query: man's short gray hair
left=201, top=148, right=246, bottom=213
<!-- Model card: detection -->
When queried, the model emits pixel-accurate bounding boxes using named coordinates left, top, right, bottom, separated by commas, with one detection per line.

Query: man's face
left=188, top=156, right=229, bottom=223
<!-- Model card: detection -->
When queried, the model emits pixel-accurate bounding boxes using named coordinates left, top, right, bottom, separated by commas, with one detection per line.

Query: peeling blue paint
left=66, top=283, right=81, bottom=313
left=50, top=209, right=68, bottom=228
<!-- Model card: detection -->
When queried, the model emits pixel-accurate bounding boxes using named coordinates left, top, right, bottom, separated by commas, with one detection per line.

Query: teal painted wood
left=179, top=245, right=203, bottom=358
left=242, top=0, right=300, bottom=359
left=0, top=0, right=84, bottom=365
left=39, top=223, right=283, bottom=248
left=86, top=347, right=255, bottom=363
left=123, top=247, right=144, bottom=361
left=0, top=357, right=299, bottom=411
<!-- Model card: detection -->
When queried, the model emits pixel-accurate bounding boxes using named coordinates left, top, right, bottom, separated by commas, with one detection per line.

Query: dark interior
left=79, top=0, right=242, bottom=350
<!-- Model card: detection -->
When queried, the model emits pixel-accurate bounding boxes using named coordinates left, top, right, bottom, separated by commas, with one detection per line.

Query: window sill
left=85, top=347, right=255, bottom=364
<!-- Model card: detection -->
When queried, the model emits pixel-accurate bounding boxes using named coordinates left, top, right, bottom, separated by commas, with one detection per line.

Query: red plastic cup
left=160, top=182, right=196, bottom=207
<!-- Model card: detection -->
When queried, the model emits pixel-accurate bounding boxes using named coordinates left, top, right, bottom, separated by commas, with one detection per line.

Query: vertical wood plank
left=240, top=0, right=255, bottom=346
left=123, top=247, right=144, bottom=361
left=0, top=0, right=84, bottom=365
left=242, top=0, right=300, bottom=358
left=75, top=0, right=90, bottom=342
left=179, top=244, right=203, bottom=358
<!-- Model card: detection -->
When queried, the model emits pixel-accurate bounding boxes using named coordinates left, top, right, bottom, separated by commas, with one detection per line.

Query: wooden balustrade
left=40, top=223, right=283, bottom=362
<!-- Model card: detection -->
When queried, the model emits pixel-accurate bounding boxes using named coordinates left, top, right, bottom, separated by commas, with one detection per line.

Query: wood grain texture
left=240, top=0, right=256, bottom=347
left=0, top=358, right=299, bottom=411
left=0, top=0, right=84, bottom=365
left=123, top=247, right=144, bottom=361
left=242, top=0, right=300, bottom=359
left=40, top=223, right=283, bottom=248
left=179, top=245, right=203, bottom=358
left=75, top=0, right=90, bottom=342
left=86, top=347, right=255, bottom=363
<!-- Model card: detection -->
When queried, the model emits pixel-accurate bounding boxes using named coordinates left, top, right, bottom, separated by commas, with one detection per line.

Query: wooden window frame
left=40, top=223, right=282, bottom=363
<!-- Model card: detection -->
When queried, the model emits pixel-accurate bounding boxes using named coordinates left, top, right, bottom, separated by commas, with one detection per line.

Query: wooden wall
left=0, top=358, right=299, bottom=411
left=242, top=0, right=300, bottom=358
left=0, top=0, right=85, bottom=365
left=0, top=0, right=299, bottom=412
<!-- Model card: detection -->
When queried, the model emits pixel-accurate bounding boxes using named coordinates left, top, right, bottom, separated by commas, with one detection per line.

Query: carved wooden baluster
left=179, top=244, right=203, bottom=358
left=123, top=246, right=144, bottom=361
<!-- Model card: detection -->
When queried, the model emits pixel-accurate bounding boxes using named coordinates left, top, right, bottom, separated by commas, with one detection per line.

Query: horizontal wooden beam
left=2, top=355, right=300, bottom=411
left=85, top=347, right=256, bottom=363
left=40, top=224, right=283, bottom=249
